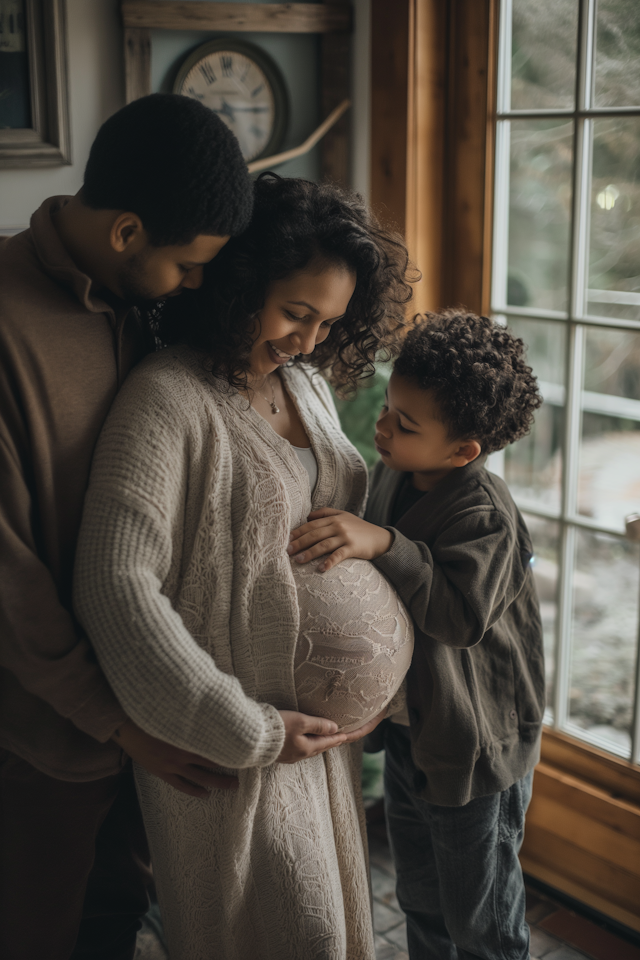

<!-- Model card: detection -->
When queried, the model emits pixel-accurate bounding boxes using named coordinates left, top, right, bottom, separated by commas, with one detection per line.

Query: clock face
left=179, top=50, right=276, bottom=162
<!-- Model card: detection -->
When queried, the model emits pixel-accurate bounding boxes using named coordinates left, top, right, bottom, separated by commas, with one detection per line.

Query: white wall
left=0, top=0, right=124, bottom=231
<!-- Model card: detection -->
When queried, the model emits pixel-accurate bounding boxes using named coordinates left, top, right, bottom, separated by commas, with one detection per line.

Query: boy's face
left=374, top=371, right=481, bottom=489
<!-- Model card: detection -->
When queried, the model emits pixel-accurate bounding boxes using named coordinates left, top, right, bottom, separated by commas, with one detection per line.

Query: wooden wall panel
left=521, top=760, right=640, bottom=932
left=370, top=0, right=411, bottom=238
left=441, top=0, right=497, bottom=315
left=320, top=1, right=351, bottom=187
left=370, top=0, right=495, bottom=315
left=404, top=0, right=446, bottom=315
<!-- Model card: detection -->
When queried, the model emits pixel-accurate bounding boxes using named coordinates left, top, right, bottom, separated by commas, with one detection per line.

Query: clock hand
left=210, top=100, right=236, bottom=123
left=225, top=106, right=270, bottom=113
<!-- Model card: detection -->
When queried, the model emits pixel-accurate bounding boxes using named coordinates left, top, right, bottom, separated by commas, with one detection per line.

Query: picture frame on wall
left=0, top=0, right=70, bottom=167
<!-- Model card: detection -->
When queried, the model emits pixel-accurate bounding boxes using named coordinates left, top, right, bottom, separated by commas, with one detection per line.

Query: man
left=0, top=94, right=345, bottom=960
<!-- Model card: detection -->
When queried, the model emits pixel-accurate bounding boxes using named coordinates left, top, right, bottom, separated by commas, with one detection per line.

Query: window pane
left=510, top=0, right=578, bottom=110
left=504, top=318, right=565, bottom=511
left=578, top=329, right=640, bottom=531
left=526, top=515, right=560, bottom=719
left=587, top=118, right=640, bottom=322
left=578, top=412, right=640, bottom=531
left=584, top=328, right=640, bottom=401
left=568, top=529, right=639, bottom=757
left=594, top=0, right=640, bottom=108
left=508, top=120, right=573, bottom=312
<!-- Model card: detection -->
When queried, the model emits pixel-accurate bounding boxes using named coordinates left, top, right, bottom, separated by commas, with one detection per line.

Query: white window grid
left=491, top=0, right=640, bottom=764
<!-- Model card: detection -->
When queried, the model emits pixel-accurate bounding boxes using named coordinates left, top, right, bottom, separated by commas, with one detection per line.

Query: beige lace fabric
left=293, top=558, right=413, bottom=732
left=74, top=347, right=400, bottom=960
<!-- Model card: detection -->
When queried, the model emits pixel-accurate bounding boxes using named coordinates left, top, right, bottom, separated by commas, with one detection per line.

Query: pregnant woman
left=74, top=175, right=414, bottom=960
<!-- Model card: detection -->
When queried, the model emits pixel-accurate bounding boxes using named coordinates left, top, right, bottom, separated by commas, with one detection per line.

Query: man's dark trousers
left=384, top=723, right=533, bottom=960
left=0, top=752, right=150, bottom=960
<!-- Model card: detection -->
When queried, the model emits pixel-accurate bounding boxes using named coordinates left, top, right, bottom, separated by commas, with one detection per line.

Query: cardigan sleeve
left=73, top=366, right=285, bottom=770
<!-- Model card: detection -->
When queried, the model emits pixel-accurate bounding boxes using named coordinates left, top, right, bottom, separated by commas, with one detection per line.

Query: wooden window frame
left=371, top=0, right=640, bottom=931
left=0, top=0, right=71, bottom=169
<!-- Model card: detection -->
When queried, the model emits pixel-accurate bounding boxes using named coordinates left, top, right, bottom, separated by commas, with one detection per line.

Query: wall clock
left=173, top=38, right=289, bottom=163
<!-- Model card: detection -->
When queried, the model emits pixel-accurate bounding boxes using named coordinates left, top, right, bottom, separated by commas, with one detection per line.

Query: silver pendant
left=270, top=401, right=280, bottom=414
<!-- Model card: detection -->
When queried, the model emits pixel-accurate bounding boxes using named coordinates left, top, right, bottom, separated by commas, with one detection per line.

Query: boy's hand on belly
left=287, top=508, right=393, bottom=572
left=276, top=711, right=347, bottom=763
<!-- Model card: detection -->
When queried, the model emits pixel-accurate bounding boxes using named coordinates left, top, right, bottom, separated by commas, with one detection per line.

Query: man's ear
left=451, top=439, right=482, bottom=467
left=109, top=212, right=146, bottom=254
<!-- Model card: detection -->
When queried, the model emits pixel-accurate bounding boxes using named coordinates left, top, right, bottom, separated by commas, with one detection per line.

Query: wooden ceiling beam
left=121, top=2, right=352, bottom=33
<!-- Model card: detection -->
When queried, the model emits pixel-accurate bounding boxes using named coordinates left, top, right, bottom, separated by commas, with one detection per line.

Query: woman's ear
left=451, top=439, right=482, bottom=467
left=109, top=212, right=146, bottom=254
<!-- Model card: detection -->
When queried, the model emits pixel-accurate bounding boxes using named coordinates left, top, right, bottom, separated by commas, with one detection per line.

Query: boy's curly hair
left=394, top=311, right=543, bottom=454
left=157, top=173, right=414, bottom=394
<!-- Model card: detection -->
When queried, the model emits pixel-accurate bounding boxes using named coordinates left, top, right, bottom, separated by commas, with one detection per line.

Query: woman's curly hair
left=394, top=311, right=543, bottom=454
left=157, top=173, right=414, bottom=394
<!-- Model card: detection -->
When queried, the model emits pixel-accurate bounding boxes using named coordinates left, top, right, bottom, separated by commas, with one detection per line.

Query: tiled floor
left=135, top=828, right=640, bottom=959
left=368, top=825, right=640, bottom=960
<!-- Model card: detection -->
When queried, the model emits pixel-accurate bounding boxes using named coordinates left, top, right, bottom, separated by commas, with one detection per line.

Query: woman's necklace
left=258, top=374, right=280, bottom=415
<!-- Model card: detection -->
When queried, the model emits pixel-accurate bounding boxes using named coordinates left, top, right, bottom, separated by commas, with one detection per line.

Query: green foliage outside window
left=332, top=363, right=391, bottom=468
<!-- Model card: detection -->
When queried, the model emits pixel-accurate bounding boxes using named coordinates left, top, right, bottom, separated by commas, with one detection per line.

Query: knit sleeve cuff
left=255, top=703, right=286, bottom=767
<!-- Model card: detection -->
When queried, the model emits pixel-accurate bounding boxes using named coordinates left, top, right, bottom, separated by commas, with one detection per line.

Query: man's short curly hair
left=394, top=311, right=542, bottom=454
left=157, top=173, right=414, bottom=394
left=83, top=94, right=253, bottom=246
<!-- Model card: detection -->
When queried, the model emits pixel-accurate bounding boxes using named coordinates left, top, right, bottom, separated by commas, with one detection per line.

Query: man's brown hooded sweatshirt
left=0, top=197, right=149, bottom=780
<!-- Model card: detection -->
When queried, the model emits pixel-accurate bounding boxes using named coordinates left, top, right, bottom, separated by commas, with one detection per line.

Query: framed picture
left=0, top=0, right=70, bottom=167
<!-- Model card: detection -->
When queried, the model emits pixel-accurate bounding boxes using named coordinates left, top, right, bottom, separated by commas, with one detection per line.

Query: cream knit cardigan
left=74, top=347, right=374, bottom=960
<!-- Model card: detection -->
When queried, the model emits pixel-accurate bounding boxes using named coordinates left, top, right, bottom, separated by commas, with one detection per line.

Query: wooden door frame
left=370, top=0, right=640, bottom=932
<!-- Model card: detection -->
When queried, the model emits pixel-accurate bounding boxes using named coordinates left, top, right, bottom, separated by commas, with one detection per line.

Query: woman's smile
left=267, top=341, right=298, bottom=365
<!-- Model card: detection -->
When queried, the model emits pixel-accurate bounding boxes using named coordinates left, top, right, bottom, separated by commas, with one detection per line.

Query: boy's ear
left=451, top=439, right=482, bottom=467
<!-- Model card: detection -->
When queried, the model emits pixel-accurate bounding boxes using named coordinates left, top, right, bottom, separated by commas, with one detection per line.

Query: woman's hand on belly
left=288, top=508, right=393, bottom=572
left=340, top=707, right=389, bottom=744
left=276, top=711, right=347, bottom=763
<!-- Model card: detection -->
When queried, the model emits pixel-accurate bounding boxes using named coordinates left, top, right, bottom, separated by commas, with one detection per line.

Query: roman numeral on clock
left=199, top=61, right=216, bottom=85
left=221, top=55, right=233, bottom=77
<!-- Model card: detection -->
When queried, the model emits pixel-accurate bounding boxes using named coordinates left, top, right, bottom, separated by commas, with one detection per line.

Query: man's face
left=116, top=234, right=230, bottom=303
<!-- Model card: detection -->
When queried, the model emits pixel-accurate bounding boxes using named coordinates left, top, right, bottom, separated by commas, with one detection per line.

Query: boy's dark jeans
left=384, top=723, right=533, bottom=960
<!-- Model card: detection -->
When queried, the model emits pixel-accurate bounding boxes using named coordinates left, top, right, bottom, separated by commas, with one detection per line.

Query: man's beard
left=116, top=252, right=162, bottom=305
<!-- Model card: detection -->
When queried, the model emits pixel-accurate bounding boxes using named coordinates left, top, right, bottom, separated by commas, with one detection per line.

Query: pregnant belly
left=292, top=557, right=414, bottom=733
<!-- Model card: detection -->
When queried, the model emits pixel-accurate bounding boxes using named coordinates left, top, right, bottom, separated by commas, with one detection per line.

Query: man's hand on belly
left=112, top=719, right=239, bottom=797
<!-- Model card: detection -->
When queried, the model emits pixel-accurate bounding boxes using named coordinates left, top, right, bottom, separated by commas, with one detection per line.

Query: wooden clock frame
left=119, top=1, right=353, bottom=186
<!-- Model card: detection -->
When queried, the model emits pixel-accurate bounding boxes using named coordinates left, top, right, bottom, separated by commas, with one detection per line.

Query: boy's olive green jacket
left=366, top=456, right=545, bottom=806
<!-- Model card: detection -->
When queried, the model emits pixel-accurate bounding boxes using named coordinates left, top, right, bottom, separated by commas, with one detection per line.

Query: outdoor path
left=368, top=827, right=640, bottom=960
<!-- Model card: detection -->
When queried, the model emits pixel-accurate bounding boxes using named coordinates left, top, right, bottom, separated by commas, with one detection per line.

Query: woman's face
left=249, top=259, right=357, bottom=379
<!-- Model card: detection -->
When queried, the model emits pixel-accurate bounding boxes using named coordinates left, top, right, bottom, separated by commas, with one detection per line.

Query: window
left=491, top=0, right=640, bottom=764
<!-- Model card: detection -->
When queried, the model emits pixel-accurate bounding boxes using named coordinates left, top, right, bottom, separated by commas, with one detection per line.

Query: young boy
left=288, top=311, right=546, bottom=960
